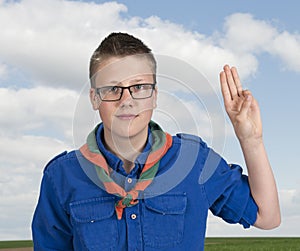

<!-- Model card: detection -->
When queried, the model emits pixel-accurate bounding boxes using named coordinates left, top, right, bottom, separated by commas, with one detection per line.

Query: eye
left=98, top=86, right=120, bottom=96
left=106, top=86, right=120, bottom=94
left=133, top=84, right=152, bottom=92
left=101, top=86, right=120, bottom=95
left=134, top=84, right=144, bottom=90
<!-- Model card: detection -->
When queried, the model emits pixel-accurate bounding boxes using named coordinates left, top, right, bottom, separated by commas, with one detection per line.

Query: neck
left=103, top=128, right=148, bottom=173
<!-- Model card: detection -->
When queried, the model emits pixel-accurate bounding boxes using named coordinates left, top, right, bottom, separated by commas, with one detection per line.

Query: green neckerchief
left=80, top=121, right=173, bottom=220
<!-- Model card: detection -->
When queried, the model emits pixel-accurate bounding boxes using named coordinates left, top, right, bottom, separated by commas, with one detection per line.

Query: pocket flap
left=144, top=193, right=187, bottom=215
left=70, top=197, right=115, bottom=223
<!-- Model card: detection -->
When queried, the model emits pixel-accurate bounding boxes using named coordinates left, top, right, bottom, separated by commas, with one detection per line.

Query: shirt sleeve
left=32, top=164, right=73, bottom=250
left=203, top=149, right=258, bottom=228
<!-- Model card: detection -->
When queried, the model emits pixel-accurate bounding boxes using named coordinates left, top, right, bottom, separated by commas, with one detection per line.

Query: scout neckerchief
left=80, top=121, right=173, bottom=220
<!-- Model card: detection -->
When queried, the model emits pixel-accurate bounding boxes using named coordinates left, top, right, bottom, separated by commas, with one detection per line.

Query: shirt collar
left=96, top=123, right=153, bottom=176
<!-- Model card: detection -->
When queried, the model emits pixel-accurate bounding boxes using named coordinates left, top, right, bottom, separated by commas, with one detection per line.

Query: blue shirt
left=32, top=124, right=258, bottom=251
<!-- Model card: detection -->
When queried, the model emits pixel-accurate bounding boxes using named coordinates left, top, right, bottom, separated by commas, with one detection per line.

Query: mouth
left=116, top=114, right=138, bottom=120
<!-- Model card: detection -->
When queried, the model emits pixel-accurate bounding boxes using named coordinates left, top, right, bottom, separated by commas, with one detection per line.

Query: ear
left=89, top=88, right=100, bottom=110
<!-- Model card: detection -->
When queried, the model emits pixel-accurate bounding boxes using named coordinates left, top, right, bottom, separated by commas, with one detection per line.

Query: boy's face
left=90, top=55, right=157, bottom=140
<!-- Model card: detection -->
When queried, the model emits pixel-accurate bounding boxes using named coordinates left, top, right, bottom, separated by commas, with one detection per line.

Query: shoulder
left=172, top=133, right=208, bottom=149
left=44, top=150, right=78, bottom=173
left=168, top=133, right=211, bottom=165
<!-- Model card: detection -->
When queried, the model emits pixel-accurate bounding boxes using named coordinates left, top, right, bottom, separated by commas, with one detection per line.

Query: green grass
left=0, top=240, right=33, bottom=249
left=205, top=237, right=300, bottom=251
left=0, top=238, right=299, bottom=250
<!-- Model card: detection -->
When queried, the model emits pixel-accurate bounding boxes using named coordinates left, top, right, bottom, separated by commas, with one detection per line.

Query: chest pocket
left=70, top=197, right=117, bottom=251
left=142, top=193, right=187, bottom=248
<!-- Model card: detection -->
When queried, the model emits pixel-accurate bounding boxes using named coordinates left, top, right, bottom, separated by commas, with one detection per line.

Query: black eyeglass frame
left=95, top=83, right=157, bottom=102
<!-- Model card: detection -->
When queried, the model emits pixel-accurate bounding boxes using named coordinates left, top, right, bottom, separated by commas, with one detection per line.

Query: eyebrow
left=129, top=78, right=145, bottom=83
left=107, top=78, right=146, bottom=85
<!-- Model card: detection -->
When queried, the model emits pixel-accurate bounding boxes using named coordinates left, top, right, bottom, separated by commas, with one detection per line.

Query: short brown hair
left=89, top=32, right=156, bottom=83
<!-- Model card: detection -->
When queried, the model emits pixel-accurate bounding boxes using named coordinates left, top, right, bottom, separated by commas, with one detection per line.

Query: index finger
left=220, top=70, right=232, bottom=104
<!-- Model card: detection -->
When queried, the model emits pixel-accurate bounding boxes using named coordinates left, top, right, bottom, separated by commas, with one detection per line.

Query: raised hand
left=220, top=65, right=281, bottom=229
left=220, top=65, right=262, bottom=142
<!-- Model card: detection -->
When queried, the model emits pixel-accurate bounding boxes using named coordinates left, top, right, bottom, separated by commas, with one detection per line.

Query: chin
left=117, top=126, right=146, bottom=139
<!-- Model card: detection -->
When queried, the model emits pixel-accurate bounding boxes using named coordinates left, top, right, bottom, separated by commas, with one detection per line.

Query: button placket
left=125, top=205, right=142, bottom=250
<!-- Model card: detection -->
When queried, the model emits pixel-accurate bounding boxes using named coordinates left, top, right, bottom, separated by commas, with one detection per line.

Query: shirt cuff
left=239, top=195, right=258, bottom=228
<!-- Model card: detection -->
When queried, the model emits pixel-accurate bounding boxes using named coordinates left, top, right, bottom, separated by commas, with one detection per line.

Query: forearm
left=239, top=137, right=281, bottom=229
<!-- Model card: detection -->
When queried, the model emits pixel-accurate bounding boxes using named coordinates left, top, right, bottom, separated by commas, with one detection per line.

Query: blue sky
left=0, top=0, right=299, bottom=240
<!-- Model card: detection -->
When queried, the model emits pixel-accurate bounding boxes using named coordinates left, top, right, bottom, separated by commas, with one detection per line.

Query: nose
left=119, top=87, right=133, bottom=105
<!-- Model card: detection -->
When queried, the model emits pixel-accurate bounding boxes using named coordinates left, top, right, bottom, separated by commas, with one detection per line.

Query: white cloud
left=154, top=88, right=228, bottom=153
left=220, top=13, right=300, bottom=73
left=0, top=0, right=128, bottom=88
left=0, top=87, right=77, bottom=241
left=0, top=134, right=70, bottom=166
left=1, top=1, right=299, bottom=92
left=135, top=16, right=258, bottom=89
left=0, top=63, right=8, bottom=80
left=0, top=87, right=78, bottom=141
left=0, top=133, right=71, bottom=240
left=279, top=188, right=300, bottom=218
left=270, top=32, right=300, bottom=72
left=220, top=13, right=278, bottom=53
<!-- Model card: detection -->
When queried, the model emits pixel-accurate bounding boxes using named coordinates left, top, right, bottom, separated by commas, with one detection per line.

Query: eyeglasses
left=96, top=83, right=156, bottom=102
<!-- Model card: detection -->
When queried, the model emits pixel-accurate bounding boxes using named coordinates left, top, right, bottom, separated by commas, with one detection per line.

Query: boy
left=32, top=32, right=280, bottom=251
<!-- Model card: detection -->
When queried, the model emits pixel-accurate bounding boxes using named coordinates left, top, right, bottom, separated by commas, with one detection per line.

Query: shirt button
left=127, top=178, right=133, bottom=184
left=131, top=214, right=137, bottom=220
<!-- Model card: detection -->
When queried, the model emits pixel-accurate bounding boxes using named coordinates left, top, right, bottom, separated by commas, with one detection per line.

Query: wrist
left=239, top=136, right=264, bottom=151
